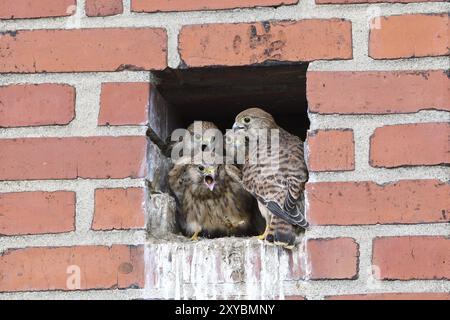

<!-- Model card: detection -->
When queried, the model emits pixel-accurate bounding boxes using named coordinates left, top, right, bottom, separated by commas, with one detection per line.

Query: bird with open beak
left=202, top=165, right=216, bottom=191
left=168, top=161, right=262, bottom=241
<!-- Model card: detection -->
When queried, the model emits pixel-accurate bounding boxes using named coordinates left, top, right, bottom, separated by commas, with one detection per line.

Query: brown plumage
left=168, top=162, right=260, bottom=240
left=168, top=121, right=262, bottom=240
left=169, top=121, right=220, bottom=160
left=231, top=107, right=309, bottom=249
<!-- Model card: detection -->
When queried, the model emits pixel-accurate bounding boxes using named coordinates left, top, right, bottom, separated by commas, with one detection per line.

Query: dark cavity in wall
left=152, top=62, right=310, bottom=140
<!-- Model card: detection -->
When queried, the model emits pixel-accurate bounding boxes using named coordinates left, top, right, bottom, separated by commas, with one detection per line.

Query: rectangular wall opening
left=144, top=62, right=311, bottom=299
left=146, top=62, right=310, bottom=239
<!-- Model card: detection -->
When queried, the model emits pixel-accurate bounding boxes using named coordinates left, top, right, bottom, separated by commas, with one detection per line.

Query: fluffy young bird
left=168, top=162, right=259, bottom=240
left=169, top=121, right=220, bottom=160
left=168, top=121, right=261, bottom=240
left=230, top=107, right=309, bottom=249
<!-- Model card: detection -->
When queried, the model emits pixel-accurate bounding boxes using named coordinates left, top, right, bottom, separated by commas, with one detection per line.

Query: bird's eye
left=243, top=117, right=251, bottom=124
left=198, top=165, right=205, bottom=172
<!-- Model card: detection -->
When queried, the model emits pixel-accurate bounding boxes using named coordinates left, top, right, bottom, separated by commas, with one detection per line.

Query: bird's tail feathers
left=265, top=216, right=296, bottom=250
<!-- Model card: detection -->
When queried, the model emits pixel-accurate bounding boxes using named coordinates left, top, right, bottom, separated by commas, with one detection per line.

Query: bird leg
left=255, top=224, right=269, bottom=240
left=190, top=230, right=200, bottom=241
left=256, top=204, right=272, bottom=240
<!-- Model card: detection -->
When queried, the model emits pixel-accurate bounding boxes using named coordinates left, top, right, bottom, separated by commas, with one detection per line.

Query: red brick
left=373, top=236, right=450, bottom=280
left=0, top=28, right=167, bottom=73
left=317, top=0, right=445, bottom=3
left=0, top=245, right=144, bottom=292
left=370, top=123, right=450, bottom=168
left=132, top=0, right=298, bottom=12
left=99, top=83, right=150, bottom=126
left=327, top=293, right=450, bottom=300
left=307, top=129, right=354, bottom=172
left=179, top=20, right=352, bottom=67
left=0, top=191, right=75, bottom=236
left=307, top=70, right=450, bottom=114
left=307, top=238, right=359, bottom=280
left=0, top=137, right=147, bottom=180
left=287, top=238, right=359, bottom=280
left=0, top=84, right=75, bottom=128
left=307, top=180, right=450, bottom=226
left=369, top=14, right=449, bottom=59
left=0, top=0, right=76, bottom=20
left=85, top=0, right=123, bottom=17
left=93, top=188, right=146, bottom=231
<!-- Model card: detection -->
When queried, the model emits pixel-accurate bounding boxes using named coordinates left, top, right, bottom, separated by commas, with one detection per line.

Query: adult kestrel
left=230, top=107, right=309, bottom=249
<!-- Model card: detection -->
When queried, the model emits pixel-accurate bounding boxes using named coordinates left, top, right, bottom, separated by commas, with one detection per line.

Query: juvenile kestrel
left=230, top=107, right=309, bottom=249
left=169, top=121, right=220, bottom=160
left=168, top=120, right=262, bottom=239
left=168, top=162, right=260, bottom=240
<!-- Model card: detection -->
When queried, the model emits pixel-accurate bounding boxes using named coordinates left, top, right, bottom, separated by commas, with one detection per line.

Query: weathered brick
left=0, top=84, right=75, bottom=127
left=0, top=245, right=144, bottom=292
left=372, top=236, right=450, bottom=280
left=132, top=0, right=298, bottom=12
left=370, top=123, right=450, bottom=168
left=369, top=14, right=449, bottom=59
left=307, top=238, right=359, bottom=280
left=85, top=0, right=123, bottom=17
left=0, top=191, right=75, bottom=236
left=307, top=70, right=450, bottom=114
left=99, top=83, right=150, bottom=126
left=93, top=188, right=146, bottom=231
left=307, top=129, right=355, bottom=172
left=288, top=238, right=359, bottom=280
left=327, top=293, right=450, bottom=300
left=0, top=137, right=147, bottom=180
left=307, top=180, right=450, bottom=225
left=0, top=0, right=76, bottom=20
left=0, top=28, right=167, bottom=73
left=179, top=20, right=352, bottom=67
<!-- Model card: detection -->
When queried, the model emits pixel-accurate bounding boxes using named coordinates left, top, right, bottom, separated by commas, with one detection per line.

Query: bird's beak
left=204, top=175, right=215, bottom=191
left=232, top=122, right=245, bottom=131
left=203, top=168, right=216, bottom=191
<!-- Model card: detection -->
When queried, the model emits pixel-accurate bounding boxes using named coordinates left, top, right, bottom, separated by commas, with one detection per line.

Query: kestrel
left=168, top=162, right=260, bottom=240
left=230, top=107, right=309, bottom=249
left=168, top=120, right=261, bottom=240
left=169, top=121, right=220, bottom=161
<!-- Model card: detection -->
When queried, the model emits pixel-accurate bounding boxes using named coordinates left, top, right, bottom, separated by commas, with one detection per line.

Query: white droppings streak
left=300, top=234, right=312, bottom=281
left=244, top=240, right=259, bottom=299
left=144, top=237, right=310, bottom=299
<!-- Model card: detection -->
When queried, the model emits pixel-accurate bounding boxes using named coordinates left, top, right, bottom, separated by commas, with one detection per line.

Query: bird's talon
left=255, top=234, right=266, bottom=240
left=255, top=224, right=270, bottom=241
left=190, top=231, right=200, bottom=241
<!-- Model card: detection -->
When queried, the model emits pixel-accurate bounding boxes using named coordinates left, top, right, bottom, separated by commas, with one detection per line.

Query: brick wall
left=0, top=0, right=449, bottom=300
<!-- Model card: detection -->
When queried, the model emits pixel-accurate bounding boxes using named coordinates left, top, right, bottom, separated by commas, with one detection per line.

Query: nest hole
left=147, top=63, right=310, bottom=239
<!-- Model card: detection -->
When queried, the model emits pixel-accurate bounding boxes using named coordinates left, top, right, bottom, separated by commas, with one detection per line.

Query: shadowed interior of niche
left=152, top=62, right=310, bottom=140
